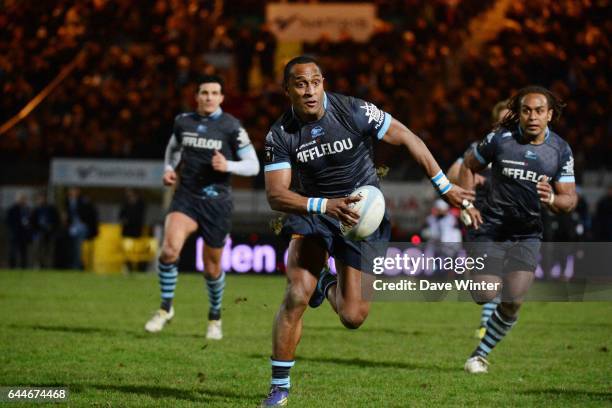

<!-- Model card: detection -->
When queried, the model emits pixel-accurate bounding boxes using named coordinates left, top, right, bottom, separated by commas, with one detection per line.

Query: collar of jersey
left=291, top=92, right=328, bottom=123
left=518, top=124, right=550, bottom=144
left=197, top=108, right=222, bottom=120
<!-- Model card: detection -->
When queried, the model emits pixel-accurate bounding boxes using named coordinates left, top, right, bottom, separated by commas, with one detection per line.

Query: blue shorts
left=466, top=233, right=541, bottom=275
left=282, top=212, right=391, bottom=273
left=169, top=188, right=232, bottom=248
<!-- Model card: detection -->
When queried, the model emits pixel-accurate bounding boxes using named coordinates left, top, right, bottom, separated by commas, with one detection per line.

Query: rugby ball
left=341, top=185, right=385, bottom=241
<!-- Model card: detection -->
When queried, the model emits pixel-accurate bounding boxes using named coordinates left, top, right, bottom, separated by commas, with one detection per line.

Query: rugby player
left=144, top=75, right=260, bottom=340
left=261, top=55, right=474, bottom=406
left=459, top=86, right=577, bottom=373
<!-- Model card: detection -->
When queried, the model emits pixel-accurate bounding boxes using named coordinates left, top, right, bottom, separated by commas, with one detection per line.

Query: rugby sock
left=480, top=299, right=500, bottom=327
left=158, top=260, right=178, bottom=312
left=270, top=358, right=295, bottom=390
left=206, top=271, right=225, bottom=321
left=472, top=306, right=516, bottom=358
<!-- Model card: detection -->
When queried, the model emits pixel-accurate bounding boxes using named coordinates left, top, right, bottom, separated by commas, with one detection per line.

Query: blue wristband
left=307, top=197, right=328, bottom=214
left=431, top=170, right=452, bottom=195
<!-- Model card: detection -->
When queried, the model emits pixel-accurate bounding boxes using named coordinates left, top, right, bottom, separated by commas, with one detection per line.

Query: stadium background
left=1, top=1, right=611, bottom=407
left=1, top=0, right=610, bottom=272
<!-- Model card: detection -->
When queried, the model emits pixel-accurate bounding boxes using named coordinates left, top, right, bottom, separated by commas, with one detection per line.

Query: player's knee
left=160, top=243, right=181, bottom=263
left=284, top=281, right=313, bottom=310
left=470, top=290, right=499, bottom=304
left=500, top=301, right=522, bottom=317
left=339, top=305, right=369, bottom=330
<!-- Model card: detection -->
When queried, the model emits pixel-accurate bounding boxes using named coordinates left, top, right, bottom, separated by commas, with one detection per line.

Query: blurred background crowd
left=1, top=0, right=610, bottom=269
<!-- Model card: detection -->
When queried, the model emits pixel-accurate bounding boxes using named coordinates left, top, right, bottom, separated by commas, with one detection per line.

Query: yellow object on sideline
left=81, top=224, right=158, bottom=274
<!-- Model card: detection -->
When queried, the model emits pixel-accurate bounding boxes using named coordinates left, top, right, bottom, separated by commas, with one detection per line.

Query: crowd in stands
left=1, top=0, right=610, bottom=182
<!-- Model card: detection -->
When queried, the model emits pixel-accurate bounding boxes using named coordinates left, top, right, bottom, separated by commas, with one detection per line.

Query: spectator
left=119, top=188, right=146, bottom=238
left=31, top=191, right=60, bottom=269
left=5, top=192, right=32, bottom=268
left=64, top=187, right=99, bottom=269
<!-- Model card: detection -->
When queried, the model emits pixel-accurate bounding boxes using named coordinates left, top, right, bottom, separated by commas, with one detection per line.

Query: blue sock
left=472, top=306, right=516, bottom=358
left=480, top=298, right=500, bottom=327
left=158, top=260, right=178, bottom=312
left=206, top=271, right=225, bottom=320
left=270, top=358, right=294, bottom=390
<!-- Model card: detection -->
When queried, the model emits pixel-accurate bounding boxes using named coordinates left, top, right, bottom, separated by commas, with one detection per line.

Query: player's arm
left=381, top=118, right=475, bottom=208
left=264, top=169, right=360, bottom=225
left=163, top=133, right=182, bottom=186
left=448, top=155, right=487, bottom=187
left=538, top=144, right=578, bottom=214
left=212, top=146, right=260, bottom=176
left=211, top=127, right=260, bottom=176
left=537, top=180, right=577, bottom=214
left=458, top=150, right=488, bottom=194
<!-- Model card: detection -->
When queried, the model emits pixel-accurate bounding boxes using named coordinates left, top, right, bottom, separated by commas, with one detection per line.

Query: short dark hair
left=283, top=55, right=323, bottom=88
left=196, top=75, right=224, bottom=93
left=499, top=86, right=565, bottom=129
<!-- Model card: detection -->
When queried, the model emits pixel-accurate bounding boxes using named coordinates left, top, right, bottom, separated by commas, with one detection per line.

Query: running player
left=459, top=86, right=577, bottom=373
left=144, top=75, right=260, bottom=340
left=260, top=55, right=474, bottom=406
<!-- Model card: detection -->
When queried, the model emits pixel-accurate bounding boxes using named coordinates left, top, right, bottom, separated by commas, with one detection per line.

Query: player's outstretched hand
left=326, top=196, right=361, bottom=226
left=443, top=185, right=476, bottom=209
left=212, top=150, right=228, bottom=172
left=163, top=169, right=177, bottom=186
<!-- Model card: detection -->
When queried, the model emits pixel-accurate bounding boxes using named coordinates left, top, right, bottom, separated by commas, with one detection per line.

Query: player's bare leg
left=465, top=271, right=533, bottom=373
left=145, top=212, right=197, bottom=333
left=203, top=244, right=225, bottom=339
left=325, top=260, right=371, bottom=329
left=264, top=237, right=324, bottom=405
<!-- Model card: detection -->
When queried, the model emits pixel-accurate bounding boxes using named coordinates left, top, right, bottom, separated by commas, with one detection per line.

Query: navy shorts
left=466, top=231, right=541, bottom=275
left=169, top=189, right=232, bottom=248
left=282, top=212, right=391, bottom=273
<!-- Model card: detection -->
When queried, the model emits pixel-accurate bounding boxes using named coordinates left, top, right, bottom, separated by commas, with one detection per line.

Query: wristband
left=548, top=191, right=555, bottom=205
left=307, top=197, right=328, bottom=214
left=461, top=199, right=474, bottom=210
left=431, top=170, right=452, bottom=195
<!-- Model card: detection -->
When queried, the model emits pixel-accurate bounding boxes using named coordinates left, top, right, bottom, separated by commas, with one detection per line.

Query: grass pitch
left=0, top=270, right=610, bottom=407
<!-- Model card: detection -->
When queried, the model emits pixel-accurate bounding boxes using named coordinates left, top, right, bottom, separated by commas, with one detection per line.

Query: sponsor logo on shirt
left=525, top=150, right=537, bottom=160
left=360, top=103, right=385, bottom=130
left=182, top=136, right=222, bottom=150
left=310, top=126, right=325, bottom=138
left=502, top=167, right=548, bottom=183
left=296, top=137, right=354, bottom=163
left=562, top=156, right=574, bottom=176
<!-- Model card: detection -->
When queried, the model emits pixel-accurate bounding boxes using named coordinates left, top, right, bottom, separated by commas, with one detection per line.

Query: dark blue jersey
left=263, top=92, right=392, bottom=198
left=473, top=126, right=575, bottom=238
left=172, top=109, right=252, bottom=197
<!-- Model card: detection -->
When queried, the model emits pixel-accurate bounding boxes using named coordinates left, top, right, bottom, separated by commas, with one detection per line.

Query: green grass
left=0, top=270, right=611, bottom=407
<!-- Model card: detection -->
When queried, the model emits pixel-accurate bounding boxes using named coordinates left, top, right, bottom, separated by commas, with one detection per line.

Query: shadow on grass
left=247, top=353, right=456, bottom=372
left=304, top=324, right=427, bottom=337
left=521, top=388, right=612, bottom=400
left=33, top=382, right=257, bottom=403
left=6, top=324, right=203, bottom=339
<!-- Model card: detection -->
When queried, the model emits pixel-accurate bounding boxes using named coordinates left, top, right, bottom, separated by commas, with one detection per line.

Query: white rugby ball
left=341, top=185, right=385, bottom=241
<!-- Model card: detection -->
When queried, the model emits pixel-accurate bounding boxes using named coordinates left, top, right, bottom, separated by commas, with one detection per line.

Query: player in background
left=261, top=55, right=474, bottom=406
left=459, top=86, right=577, bottom=373
left=447, top=100, right=509, bottom=339
left=144, top=75, right=260, bottom=340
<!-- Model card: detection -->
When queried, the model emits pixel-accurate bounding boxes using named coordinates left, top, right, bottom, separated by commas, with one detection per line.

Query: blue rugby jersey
left=263, top=92, right=392, bottom=198
left=172, top=108, right=252, bottom=197
left=473, top=126, right=575, bottom=238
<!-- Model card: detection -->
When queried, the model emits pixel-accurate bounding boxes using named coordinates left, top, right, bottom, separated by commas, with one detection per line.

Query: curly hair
left=498, top=86, right=566, bottom=130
